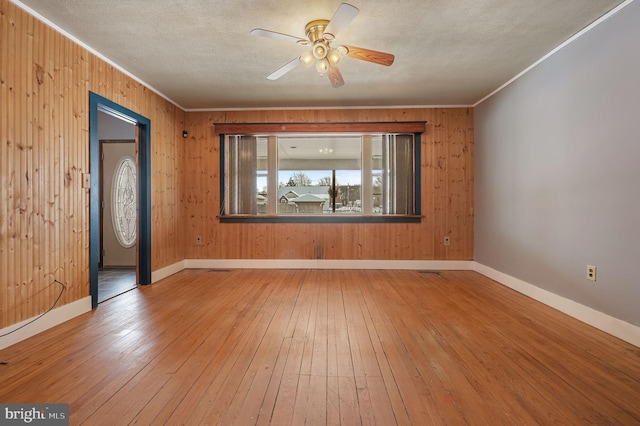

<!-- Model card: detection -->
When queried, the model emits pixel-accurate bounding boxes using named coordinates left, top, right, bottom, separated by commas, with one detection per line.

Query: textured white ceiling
left=15, top=0, right=625, bottom=109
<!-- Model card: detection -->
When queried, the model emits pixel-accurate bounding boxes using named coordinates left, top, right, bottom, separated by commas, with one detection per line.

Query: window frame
left=217, top=122, right=424, bottom=224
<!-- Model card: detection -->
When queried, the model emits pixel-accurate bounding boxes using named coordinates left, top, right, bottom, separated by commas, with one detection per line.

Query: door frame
left=89, top=92, right=152, bottom=308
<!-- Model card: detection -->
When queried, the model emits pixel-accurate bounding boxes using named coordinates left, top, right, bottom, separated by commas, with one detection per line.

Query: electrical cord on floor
left=0, top=279, right=66, bottom=348
left=1, top=279, right=66, bottom=365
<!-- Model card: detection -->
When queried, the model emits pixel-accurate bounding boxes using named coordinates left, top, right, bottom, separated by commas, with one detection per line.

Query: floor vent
left=417, top=270, right=441, bottom=275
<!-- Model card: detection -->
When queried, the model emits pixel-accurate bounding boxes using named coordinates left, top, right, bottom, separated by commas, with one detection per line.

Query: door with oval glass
left=101, top=142, right=136, bottom=264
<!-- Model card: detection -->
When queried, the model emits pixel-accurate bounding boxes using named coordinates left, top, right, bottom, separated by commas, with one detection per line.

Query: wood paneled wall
left=0, top=0, right=472, bottom=332
left=183, top=108, right=473, bottom=261
left=0, top=0, right=185, bottom=329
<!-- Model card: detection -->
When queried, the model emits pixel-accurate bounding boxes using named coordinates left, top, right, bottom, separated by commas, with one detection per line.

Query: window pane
left=225, top=135, right=257, bottom=214
left=277, top=136, right=361, bottom=214
left=256, top=137, right=268, bottom=214
left=371, top=136, right=383, bottom=214
left=378, top=134, right=415, bottom=214
left=335, top=171, right=361, bottom=213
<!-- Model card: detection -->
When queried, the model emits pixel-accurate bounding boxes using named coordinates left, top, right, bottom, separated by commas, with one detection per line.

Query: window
left=221, top=131, right=420, bottom=222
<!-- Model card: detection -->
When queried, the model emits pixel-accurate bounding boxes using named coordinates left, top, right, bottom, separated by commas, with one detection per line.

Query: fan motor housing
left=305, top=19, right=330, bottom=43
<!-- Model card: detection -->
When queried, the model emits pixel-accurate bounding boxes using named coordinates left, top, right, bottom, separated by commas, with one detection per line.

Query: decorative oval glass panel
left=111, top=156, right=137, bottom=248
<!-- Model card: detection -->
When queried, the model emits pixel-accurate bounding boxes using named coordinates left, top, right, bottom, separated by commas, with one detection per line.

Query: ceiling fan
left=250, top=3, right=395, bottom=88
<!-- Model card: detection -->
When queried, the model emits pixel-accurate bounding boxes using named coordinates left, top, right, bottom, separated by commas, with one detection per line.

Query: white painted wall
left=99, top=111, right=135, bottom=140
left=475, top=0, right=640, bottom=326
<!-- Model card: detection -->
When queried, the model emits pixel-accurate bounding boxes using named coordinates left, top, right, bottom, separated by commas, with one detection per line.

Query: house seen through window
left=223, top=133, right=417, bottom=218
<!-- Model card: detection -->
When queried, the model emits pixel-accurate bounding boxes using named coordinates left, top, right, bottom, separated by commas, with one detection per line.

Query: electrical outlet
left=196, top=236, right=203, bottom=245
left=444, top=236, right=450, bottom=246
left=586, top=265, right=597, bottom=281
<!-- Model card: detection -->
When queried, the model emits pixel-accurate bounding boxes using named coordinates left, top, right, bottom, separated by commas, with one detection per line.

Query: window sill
left=219, top=215, right=422, bottom=224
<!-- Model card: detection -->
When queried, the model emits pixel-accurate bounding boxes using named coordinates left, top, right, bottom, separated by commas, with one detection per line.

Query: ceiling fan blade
left=267, top=57, right=301, bottom=80
left=250, top=28, right=308, bottom=45
left=324, top=3, right=359, bottom=39
left=327, top=65, right=345, bottom=88
left=342, top=45, right=395, bottom=66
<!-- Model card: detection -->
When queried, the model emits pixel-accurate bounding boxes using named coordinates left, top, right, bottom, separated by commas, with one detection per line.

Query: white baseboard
left=0, top=296, right=92, bottom=350
left=183, top=258, right=475, bottom=270
left=473, top=262, right=640, bottom=348
left=152, top=259, right=187, bottom=283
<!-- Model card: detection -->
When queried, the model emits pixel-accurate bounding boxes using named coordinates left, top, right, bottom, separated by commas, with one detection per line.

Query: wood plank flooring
left=1, top=269, right=639, bottom=425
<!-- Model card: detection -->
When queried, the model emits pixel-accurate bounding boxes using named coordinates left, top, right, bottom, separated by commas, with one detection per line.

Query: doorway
left=98, top=112, right=136, bottom=302
left=89, top=92, right=151, bottom=308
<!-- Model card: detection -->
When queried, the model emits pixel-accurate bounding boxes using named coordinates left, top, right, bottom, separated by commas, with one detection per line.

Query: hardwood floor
left=1, top=269, right=639, bottom=425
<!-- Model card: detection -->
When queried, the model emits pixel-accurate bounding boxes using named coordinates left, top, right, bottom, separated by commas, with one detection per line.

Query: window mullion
left=267, top=136, right=278, bottom=215
left=362, top=136, right=373, bottom=215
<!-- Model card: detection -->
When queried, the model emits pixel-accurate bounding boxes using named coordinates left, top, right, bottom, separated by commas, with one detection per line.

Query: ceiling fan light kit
left=251, top=3, right=394, bottom=88
left=316, top=58, right=330, bottom=75
left=301, top=51, right=315, bottom=67
left=313, top=41, right=329, bottom=60
left=327, top=49, right=342, bottom=65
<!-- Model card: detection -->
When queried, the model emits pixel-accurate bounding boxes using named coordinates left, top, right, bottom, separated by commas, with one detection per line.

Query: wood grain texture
left=1, top=0, right=471, bottom=333
left=0, top=269, right=638, bottom=424
left=344, top=45, right=395, bottom=66
left=184, top=108, right=474, bottom=261
left=0, top=0, right=185, bottom=329
left=212, top=121, right=426, bottom=134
